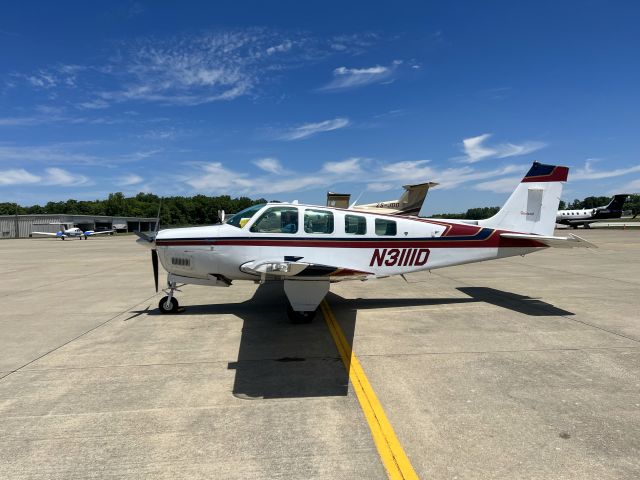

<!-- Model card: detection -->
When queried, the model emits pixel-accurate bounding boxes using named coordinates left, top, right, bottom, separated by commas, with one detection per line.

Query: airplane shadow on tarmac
left=457, top=287, right=575, bottom=317
left=132, top=283, right=572, bottom=399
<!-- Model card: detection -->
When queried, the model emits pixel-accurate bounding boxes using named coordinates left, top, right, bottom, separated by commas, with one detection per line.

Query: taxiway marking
left=320, top=300, right=419, bottom=480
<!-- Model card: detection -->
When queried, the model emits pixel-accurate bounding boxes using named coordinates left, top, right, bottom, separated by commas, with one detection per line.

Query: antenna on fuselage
left=349, top=190, right=365, bottom=209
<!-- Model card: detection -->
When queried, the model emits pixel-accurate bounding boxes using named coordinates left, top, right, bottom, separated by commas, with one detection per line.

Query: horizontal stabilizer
left=500, top=232, right=596, bottom=249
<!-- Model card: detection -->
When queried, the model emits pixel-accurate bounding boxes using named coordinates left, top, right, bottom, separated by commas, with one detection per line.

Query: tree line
left=431, top=194, right=640, bottom=220
left=1, top=192, right=638, bottom=224
left=0, top=192, right=267, bottom=227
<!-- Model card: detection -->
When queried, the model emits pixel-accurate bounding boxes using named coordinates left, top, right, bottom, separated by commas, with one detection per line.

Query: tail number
left=369, top=248, right=430, bottom=267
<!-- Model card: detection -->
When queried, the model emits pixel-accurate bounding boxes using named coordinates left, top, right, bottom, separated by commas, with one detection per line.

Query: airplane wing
left=240, top=259, right=373, bottom=280
left=500, top=233, right=596, bottom=248
left=31, top=231, right=62, bottom=237
left=85, top=230, right=115, bottom=236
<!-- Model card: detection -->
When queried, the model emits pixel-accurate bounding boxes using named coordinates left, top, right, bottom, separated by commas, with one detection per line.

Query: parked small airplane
left=136, top=162, right=593, bottom=322
left=327, top=181, right=438, bottom=216
left=31, top=223, right=115, bottom=240
left=556, top=194, right=629, bottom=228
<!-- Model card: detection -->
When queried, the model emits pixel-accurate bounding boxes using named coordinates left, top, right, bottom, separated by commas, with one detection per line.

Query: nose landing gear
left=159, top=280, right=181, bottom=314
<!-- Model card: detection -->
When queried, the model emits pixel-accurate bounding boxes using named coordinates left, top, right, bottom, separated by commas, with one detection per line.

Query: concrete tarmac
left=0, top=230, right=639, bottom=479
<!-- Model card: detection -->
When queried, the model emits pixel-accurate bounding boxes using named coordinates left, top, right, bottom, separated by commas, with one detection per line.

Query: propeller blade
left=134, top=230, right=154, bottom=242
left=154, top=198, right=163, bottom=236
left=151, top=249, right=159, bottom=293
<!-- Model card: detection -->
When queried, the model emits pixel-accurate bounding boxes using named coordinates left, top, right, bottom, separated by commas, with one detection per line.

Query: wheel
left=287, top=304, right=316, bottom=324
left=159, top=296, right=179, bottom=314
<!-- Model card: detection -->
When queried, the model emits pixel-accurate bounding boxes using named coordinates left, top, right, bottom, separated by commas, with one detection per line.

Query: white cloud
left=474, top=176, right=522, bottom=193
left=253, top=157, right=284, bottom=174
left=119, top=174, right=144, bottom=186
left=321, top=157, right=363, bottom=175
left=0, top=143, right=99, bottom=165
left=571, top=159, right=640, bottom=180
left=0, top=143, right=161, bottom=166
left=43, top=168, right=90, bottom=186
left=610, top=178, right=640, bottom=194
left=380, top=159, right=522, bottom=190
left=181, top=156, right=527, bottom=197
left=10, top=30, right=382, bottom=108
left=184, top=162, right=255, bottom=191
left=367, top=182, right=395, bottom=192
left=77, top=99, right=110, bottom=109
left=0, top=169, right=41, bottom=185
left=319, top=61, right=401, bottom=91
left=459, top=133, right=545, bottom=163
left=278, top=117, right=349, bottom=140
left=266, top=41, right=293, bottom=55
left=0, top=167, right=89, bottom=187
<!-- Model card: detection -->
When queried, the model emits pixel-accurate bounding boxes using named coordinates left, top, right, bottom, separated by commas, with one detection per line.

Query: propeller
left=134, top=198, right=163, bottom=292
left=152, top=248, right=159, bottom=292
left=151, top=198, right=162, bottom=292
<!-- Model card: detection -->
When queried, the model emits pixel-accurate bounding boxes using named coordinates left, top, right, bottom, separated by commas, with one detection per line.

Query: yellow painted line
left=320, top=300, right=420, bottom=480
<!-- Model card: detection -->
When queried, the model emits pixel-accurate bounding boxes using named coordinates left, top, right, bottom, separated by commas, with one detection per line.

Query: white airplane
left=31, top=223, right=115, bottom=240
left=327, top=181, right=438, bottom=216
left=556, top=194, right=629, bottom=228
left=136, top=162, right=593, bottom=322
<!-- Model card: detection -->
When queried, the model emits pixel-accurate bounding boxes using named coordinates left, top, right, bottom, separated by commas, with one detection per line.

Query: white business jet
left=136, top=162, right=593, bottom=322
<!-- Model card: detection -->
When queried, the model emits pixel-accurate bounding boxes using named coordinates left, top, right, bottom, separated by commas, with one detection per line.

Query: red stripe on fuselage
left=156, top=232, right=546, bottom=249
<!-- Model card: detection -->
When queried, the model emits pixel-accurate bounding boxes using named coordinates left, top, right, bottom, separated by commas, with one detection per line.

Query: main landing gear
left=159, top=280, right=181, bottom=314
left=283, top=279, right=328, bottom=324
left=286, top=303, right=316, bottom=324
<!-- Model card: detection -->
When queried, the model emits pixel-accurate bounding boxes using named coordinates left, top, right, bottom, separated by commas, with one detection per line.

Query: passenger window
left=375, top=218, right=397, bottom=236
left=304, top=209, right=334, bottom=234
left=345, top=214, right=366, bottom=235
left=250, top=206, right=299, bottom=233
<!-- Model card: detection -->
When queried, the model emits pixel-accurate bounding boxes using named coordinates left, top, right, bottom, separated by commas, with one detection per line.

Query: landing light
left=266, top=263, right=290, bottom=273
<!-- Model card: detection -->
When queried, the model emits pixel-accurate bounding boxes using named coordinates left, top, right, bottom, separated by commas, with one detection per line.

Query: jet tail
left=480, top=162, right=569, bottom=236
left=605, top=194, right=629, bottom=211
left=396, top=182, right=438, bottom=216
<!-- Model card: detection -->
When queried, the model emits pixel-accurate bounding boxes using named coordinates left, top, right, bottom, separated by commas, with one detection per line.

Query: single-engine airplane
left=31, top=223, right=115, bottom=240
left=136, top=162, right=594, bottom=322
left=556, top=194, right=629, bottom=228
left=327, top=181, right=438, bottom=216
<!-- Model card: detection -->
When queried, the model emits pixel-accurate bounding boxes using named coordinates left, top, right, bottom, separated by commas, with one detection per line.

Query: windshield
left=225, top=204, right=266, bottom=228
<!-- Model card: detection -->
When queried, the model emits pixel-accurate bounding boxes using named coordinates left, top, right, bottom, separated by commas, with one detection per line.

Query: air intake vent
left=171, top=256, right=191, bottom=267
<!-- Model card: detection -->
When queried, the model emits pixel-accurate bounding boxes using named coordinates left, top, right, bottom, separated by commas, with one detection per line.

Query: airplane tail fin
left=396, top=182, right=438, bottom=216
left=479, top=162, right=568, bottom=236
left=605, top=194, right=629, bottom=211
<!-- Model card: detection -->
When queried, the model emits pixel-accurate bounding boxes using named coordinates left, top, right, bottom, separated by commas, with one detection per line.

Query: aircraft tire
left=159, top=296, right=179, bottom=314
left=287, top=304, right=315, bottom=324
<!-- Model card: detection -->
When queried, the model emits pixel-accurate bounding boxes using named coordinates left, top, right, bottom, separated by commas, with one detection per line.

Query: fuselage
left=154, top=203, right=546, bottom=283
left=556, top=207, right=623, bottom=226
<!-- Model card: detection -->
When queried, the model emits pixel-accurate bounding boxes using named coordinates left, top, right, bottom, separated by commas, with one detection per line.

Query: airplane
left=327, top=181, right=438, bottom=216
left=31, top=223, right=115, bottom=240
left=556, top=194, right=629, bottom=228
left=136, top=162, right=593, bottom=323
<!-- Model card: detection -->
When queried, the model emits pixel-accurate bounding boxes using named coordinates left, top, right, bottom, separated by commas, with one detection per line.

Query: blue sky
left=1, top=0, right=639, bottom=214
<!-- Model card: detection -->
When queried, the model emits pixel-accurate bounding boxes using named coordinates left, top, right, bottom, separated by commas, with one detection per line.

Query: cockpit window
left=225, top=204, right=265, bottom=228
left=250, top=206, right=299, bottom=233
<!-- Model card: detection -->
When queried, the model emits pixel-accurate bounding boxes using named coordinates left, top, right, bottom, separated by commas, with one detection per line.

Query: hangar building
left=0, top=214, right=157, bottom=239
